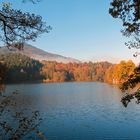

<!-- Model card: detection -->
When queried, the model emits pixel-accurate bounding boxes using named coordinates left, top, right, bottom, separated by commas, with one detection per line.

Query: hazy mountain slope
left=0, top=44, right=80, bottom=63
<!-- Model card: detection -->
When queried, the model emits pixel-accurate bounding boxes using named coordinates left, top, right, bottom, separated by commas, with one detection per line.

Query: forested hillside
left=0, top=54, right=43, bottom=82
left=0, top=54, right=137, bottom=85
left=0, top=44, right=80, bottom=63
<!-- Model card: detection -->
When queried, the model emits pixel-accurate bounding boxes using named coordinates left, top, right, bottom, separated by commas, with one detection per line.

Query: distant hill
left=0, top=44, right=80, bottom=63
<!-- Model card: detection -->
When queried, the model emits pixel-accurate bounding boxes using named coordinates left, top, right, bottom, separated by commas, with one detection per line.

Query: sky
left=8, top=0, right=140, bottom=64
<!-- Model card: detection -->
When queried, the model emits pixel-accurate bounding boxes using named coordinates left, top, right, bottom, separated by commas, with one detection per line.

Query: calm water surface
left=5, top=82, right=140, bottom=140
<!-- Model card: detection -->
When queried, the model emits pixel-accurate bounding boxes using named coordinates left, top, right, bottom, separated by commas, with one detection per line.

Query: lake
left=4, top=82, right=140, bottom=140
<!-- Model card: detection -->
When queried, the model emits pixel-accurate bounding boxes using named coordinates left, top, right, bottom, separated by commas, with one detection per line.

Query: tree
left=118, top=63, right=140, bottom=107
left=109, top=0, right=140, bottom=56
left=104, top=60, right=135, bottom=85
left=0, top=1, right=49, bottom=139
left=0, top=53, right=43, bottom=82
left=120, top=66, right=140, bottom=90
left=0, top=90, right=46, bottom=140
left=109, top=0, right=140, bottom=107
left=0, top=1, right=51, bottom=49
left=0, top=62, right=7, bottom=83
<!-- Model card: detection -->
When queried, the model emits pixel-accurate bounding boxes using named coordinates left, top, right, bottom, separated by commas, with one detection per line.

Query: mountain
left=0, top=44, right=80, bottom=63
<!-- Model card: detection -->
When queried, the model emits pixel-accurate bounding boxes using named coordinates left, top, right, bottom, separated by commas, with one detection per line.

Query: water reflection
left=3, top=82, right=140, bottom=140
left=0, top=84, right=5, bottom=95
left=0, top=84, right=47, bottom=140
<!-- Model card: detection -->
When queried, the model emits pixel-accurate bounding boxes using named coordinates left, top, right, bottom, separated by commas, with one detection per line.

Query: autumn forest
left=0, top=53, right=137, bottom=87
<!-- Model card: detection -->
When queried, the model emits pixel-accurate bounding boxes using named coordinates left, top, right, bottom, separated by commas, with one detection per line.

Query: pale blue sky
left=8, top=0, right=140, bottom=63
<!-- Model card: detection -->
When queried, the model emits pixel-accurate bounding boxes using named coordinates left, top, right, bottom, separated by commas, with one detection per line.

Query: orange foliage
left=41, top=61, right=112, bottom=82
left=105, top=60, right=135, bottom=84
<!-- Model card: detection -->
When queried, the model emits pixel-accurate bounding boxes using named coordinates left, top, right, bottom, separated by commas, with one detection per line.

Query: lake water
left=4, top=82, right=140, bottom=140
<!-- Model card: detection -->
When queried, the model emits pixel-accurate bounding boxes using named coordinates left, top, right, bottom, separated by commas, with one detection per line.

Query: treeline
left=0, top=53, right=137, bottom=85
left=105, top=60, right=135, bottom=84
left=41, top=61, right=112, bottom=82
left=0, top=54, right=43, bottom=83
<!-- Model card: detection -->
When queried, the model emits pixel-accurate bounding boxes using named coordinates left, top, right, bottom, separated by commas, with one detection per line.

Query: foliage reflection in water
left=2, top=82, right=140, bottom=140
